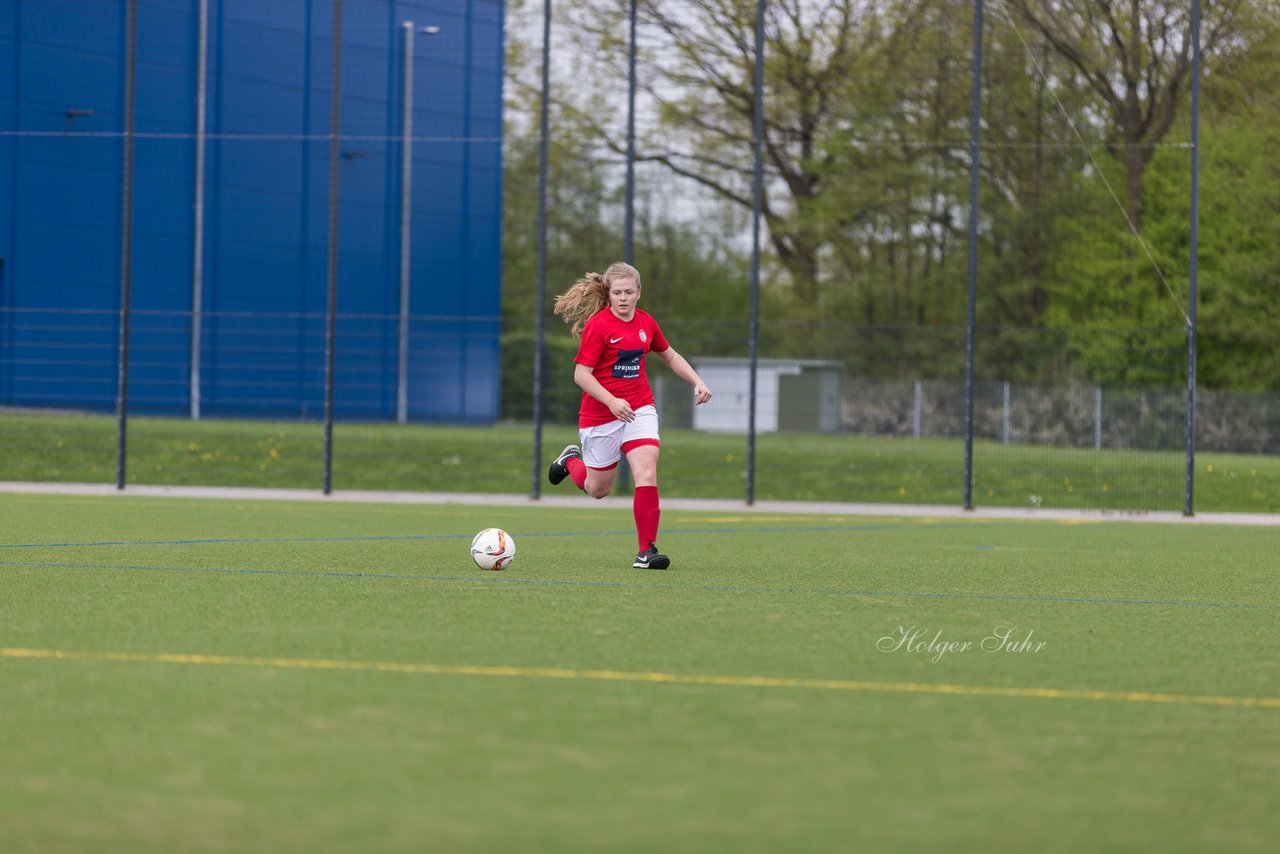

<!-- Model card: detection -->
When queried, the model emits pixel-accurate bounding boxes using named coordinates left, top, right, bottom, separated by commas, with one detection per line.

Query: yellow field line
left=3, top=646, right=1277, bottom=709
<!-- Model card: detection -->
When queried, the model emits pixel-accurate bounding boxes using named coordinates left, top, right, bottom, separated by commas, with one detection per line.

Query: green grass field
left=2, top=412, right=1278, bottom=512
left=1, top=491, right=1277, bottom=852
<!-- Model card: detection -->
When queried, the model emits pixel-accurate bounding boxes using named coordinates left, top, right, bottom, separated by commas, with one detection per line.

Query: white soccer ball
left=470, top=527, right=516, bottom=571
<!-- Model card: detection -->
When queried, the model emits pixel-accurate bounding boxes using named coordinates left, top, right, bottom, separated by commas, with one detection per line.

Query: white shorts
left=579, top=405, right=661, bottom=470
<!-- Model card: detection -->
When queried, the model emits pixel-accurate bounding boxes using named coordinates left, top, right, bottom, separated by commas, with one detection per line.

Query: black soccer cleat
left=632, top=541, right=670, bottom=570
left=548, top=444, right=582, bottom=486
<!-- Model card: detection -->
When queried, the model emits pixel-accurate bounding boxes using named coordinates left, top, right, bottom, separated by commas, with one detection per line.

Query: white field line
left=2, top=481, right=1279, bottom=526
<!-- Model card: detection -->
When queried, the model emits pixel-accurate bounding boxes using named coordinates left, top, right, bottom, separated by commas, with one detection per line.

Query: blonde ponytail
left=553, top=273, right=609, bottom=339
left=552, top=262, right=642, bottom=339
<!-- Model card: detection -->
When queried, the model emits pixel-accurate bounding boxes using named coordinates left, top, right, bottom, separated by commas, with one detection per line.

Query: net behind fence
left=2, top=0, right=1276, bottom=514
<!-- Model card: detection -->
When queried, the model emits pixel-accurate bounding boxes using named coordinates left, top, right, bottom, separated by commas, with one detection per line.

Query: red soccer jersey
left=573, top=308, right=670, bottom=427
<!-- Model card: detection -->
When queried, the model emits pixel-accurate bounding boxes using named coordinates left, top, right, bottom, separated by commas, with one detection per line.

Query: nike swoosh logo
left=610, top=336, right=624, bottom=344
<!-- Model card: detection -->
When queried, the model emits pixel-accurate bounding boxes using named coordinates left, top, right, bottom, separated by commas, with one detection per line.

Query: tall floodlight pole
left=323, top=0, right=344, bottom=495
left=395, top=23, right=442, bottom=425
left=745, top=0, right=766, bottom=505
left=396, top=23, right=441, bottom=424
left=531, top=0, right=552, bottom=498
left=962, top=0, right=983, bottom=511
left=624, top=0, right=637, bottom=262
left=1185, top=0, right=1201, bottom=516
left=115, top=0, right=138, bottom=490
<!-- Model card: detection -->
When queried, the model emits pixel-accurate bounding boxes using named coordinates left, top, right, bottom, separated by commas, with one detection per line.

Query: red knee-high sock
left=567, top=457, right=587, bottom=490
left=634, top=485, right=660, bottom=551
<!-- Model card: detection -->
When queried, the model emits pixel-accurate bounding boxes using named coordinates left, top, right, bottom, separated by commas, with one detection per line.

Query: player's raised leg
left=548, top=444, right=585, bottom=489
left=574, top=424, right=621, bottom=499
left=582, top=465, right=615, bottom=499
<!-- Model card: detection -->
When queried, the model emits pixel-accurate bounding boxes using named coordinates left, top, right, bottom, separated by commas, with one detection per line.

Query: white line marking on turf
left=3, top=647, right=1277, bottom=709
left=3, top=482, right=1280, bottom=526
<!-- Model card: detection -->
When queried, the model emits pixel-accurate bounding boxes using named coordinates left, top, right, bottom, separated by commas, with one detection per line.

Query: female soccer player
left=547, top=262, right=712, bottom=569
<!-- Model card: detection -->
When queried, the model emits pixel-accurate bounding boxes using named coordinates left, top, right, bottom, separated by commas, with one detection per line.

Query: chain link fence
left=2, top=1, right=1273, bottom=513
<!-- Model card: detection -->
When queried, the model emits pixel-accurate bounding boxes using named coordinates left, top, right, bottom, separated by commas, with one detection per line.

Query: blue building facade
left=0, top=0, right=504, bottom=421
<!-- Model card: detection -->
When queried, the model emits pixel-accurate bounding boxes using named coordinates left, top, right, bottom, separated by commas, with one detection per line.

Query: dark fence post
left=962, top=0, right=983, bottom=511
left=745, top=0, right=766, bottom=505
left=322, top=0, right=343, bottom=495
left=1185, top=0, right=1201, bottom=517
left=531, top=0, right=552, bottom=499
left=115, top=0, right=138, bottom=491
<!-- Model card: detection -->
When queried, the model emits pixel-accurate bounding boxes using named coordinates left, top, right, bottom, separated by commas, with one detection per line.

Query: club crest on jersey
left=639, top=329, right=647, bottom=343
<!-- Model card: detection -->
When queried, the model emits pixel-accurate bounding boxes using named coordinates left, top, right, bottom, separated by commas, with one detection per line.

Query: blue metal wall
left=0, top=0, right=504, bottom=421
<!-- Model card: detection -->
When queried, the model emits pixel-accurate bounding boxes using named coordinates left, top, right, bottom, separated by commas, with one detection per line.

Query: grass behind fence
left=0, top=412, right=1276, bottom=512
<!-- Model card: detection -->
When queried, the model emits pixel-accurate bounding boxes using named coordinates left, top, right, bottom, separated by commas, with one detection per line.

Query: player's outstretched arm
left=658, top=347, right=712, bottom=406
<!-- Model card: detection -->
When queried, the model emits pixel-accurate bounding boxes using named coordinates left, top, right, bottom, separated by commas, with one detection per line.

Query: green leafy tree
left=501, top=1, right=760, bottom=420
left=557, top=0, right=912, bottom=309
left=1037, top=1, right=1280, bottom=389
left=504, top=0, right=1280, bottom=390
left=1194, top=0, right=1280, bottom=389
left=1011, top=0, right=1246, bottom=232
